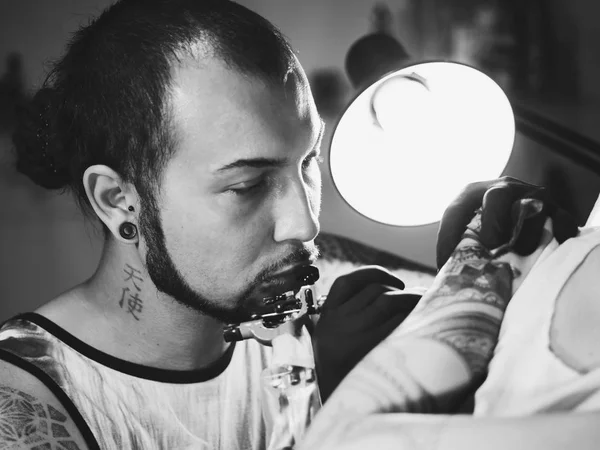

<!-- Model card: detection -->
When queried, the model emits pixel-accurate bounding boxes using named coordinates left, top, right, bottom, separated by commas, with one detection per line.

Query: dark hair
left=13, top=0, right=296, bottom=218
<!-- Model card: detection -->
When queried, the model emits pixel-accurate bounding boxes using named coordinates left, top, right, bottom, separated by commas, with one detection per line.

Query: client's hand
left=436, top=176, right=579, bottom=269
left=313, top=266, right=420, bottom=402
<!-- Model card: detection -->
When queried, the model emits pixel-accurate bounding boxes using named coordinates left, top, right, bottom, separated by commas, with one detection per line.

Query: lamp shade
left=329, top=61, right=515, bottom=227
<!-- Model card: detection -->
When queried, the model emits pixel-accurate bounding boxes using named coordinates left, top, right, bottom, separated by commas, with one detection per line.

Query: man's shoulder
left=0, top=356, right=93, bottom=449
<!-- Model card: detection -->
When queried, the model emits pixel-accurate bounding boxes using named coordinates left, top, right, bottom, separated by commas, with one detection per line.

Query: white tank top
left=475, top=227, right=600, bottom=416
left=0, top=313, right=278, bottom=449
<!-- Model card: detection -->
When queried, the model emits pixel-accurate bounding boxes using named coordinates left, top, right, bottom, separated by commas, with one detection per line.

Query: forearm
left=301, top=236, right=517, bottom=448
left=381, top=239, right=516, bottom=404
left=335, top=237, right=514, bottom=409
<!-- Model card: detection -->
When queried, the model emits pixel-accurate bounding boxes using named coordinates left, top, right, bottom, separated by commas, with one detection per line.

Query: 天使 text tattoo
left=123, top=264, right=143, bottom=291
left=119, top=263, right=145, bottom=320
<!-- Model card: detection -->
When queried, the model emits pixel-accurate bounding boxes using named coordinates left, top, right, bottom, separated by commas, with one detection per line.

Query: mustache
left=256, top=244, right=321, bottom=284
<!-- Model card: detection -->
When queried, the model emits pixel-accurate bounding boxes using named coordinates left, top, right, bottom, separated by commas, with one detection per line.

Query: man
left=3, top=0, right=420, bottom=447
left=1, top=1, right=333, bottom=448
left=300, top=179, right=600, bottom=450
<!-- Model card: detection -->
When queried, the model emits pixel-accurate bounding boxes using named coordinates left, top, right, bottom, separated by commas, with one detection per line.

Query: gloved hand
left=436, top=176, right=580, bottom=269
left=313, top=266, right=421, bottom=402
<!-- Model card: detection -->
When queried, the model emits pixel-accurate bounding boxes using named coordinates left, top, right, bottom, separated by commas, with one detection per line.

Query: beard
left=138, top=195, right=319, bottom=324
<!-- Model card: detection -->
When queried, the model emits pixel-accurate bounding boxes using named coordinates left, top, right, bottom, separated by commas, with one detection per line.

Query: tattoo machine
left=223, top=265, right=326, bottom=346
left=223, top=265, right=326, bottom=449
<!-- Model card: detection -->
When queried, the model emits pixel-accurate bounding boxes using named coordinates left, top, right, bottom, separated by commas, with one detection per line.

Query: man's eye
left=227, top=179, right=266, bottom=196
left=302, top=154, right=323, bottom=170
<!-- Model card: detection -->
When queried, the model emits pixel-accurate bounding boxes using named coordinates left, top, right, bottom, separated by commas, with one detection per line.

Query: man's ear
left=83, top=165, right=139, bottom=243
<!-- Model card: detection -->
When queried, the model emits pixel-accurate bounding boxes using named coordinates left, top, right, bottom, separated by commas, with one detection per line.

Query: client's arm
left=299, top=179, right=586, bottom=450
left=302, top=239, right=600, bottom=450
left=300, top=231, right=519, bottom=450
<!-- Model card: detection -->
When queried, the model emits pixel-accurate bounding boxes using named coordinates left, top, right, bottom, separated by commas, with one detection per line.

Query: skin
left=35, top=53, right=324, bottom=372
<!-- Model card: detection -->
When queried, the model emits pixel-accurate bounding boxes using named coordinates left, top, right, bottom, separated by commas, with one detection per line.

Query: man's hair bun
left=12, top=87, right=72, bottom=190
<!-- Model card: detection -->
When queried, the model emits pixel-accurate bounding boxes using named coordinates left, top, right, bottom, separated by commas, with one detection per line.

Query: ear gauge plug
left=119, top=222, right=138, bottom=240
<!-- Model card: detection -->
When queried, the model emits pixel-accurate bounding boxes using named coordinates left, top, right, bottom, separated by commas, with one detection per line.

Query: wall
left=1, top=0, right=600, bottom=321
left=548, top=0, right=600, bottom=103
left=0, top=1, right=111, bottom=320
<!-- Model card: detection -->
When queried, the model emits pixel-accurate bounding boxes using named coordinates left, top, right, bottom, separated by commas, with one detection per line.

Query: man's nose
left=273, top=180, right=320, bottom=244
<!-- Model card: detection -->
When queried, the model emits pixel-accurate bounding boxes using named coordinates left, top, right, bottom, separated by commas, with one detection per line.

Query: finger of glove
left=325, top=291, right=421, bottom=333
left=365, top=302, right=419, bottom=344
left=333, top=283, right=397, bottom=316
left=507, top=189, right=578, bottom=244
left=321, top=300, right=419, bottom=377
left=436, top=177, right=545, bottom=268
left=551, top=207, right=580, bottom=244
left=493, top=177, right=545, bottom=193
left=358, top=291, right=421, bottom=325
left=510, top=200, right=549, bottom=256
left=478, top=187, right=518, bottom=249
left=329, top=313, right=406, bottom=368
left=479, top=183, right=546, bottom=249
left=315, top=300, right=416, bottom=400
left=437, top=180, right=494, bottom=268
left=322, top=266, right=405, bottom=311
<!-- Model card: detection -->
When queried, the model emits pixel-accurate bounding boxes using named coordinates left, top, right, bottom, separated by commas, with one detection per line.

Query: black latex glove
left=436, top=176, right=580, bottom=269
left=313, top=266, right=421, bottom=402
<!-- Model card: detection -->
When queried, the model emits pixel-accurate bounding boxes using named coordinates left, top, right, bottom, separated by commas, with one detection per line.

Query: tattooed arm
left=0, top=359, right=90, bottom=450
left=299, top=228, right=534, bottom=449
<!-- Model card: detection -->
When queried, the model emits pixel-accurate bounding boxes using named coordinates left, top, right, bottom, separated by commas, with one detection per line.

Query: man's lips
left=259, top=273, right=303, bottom=295
left=274, top=258, right=315, bottom=276
left=258, top=263, right=318, bottom=299
left=272, top=261, right=315, bottom=278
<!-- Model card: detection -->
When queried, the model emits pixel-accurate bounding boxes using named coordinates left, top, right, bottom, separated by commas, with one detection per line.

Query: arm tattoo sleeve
left=300, top=205, right=530, bottom=450
left=301, top=238, right=516, bottom=449
left=323, top=238, right=514, bottom=414
left=393, top=242, right=514, bottom=379
left=0, top=386, right=81, bottom=449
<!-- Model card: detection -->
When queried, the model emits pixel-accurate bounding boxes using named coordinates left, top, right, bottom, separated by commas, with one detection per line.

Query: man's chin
left=197, top=304, right=255, bottom=325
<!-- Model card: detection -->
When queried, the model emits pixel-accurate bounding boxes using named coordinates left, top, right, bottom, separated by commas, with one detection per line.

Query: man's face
left=141, top=57, right=323, bottom=323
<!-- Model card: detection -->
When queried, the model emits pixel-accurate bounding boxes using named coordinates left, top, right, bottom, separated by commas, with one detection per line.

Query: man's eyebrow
left=215, top=118, right=326, bottom=173
left=214, top=156, right=287, bottom=173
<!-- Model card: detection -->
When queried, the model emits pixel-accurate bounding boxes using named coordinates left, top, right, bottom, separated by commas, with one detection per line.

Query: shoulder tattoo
left=0, top=386, right=81, bottom=449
